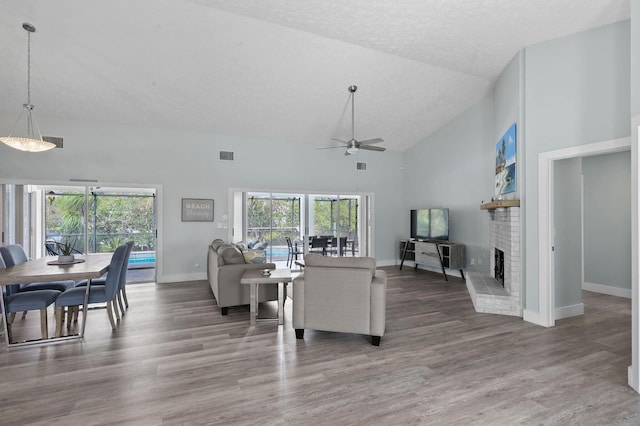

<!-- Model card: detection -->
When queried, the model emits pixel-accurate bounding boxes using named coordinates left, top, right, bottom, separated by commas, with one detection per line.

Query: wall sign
left=182, top=198, right=214, bottom=222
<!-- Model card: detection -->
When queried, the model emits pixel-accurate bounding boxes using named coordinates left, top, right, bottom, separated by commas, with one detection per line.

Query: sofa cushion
left=304, top=253, right=376, bottom=278
left=243, top=249, right=266, bottom=264
left=218, top=245, right=246, bottom=265
left=235, top=242, right=247, bottom=251
left=210, top=239, right=225, bottom=251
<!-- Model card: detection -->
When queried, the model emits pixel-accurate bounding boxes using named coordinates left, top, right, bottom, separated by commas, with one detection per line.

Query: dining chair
left=0, top=244, right=74, bottom=322
left=285, top=237, right=303, bottom=267
left=1, top=256, right=61, bottom=342
left=75, top=241, right=134, bottom=317
left=54, top=244, right=128, bottom=336
left=310, top=236, right=329, bottom=255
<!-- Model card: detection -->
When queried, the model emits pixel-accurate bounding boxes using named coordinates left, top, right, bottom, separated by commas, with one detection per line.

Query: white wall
left=554, top=157, right=583, bottom=309
left=524, top=20, right=631, bottom=311
left=0, top=114, right=404, bottom=282
left=583, top=151, right=632, bottom=291
left=402, top=94, right=495, bottom=271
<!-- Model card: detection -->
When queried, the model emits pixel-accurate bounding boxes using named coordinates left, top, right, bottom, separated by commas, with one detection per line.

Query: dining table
left=0, top=253, right=112, bottom=347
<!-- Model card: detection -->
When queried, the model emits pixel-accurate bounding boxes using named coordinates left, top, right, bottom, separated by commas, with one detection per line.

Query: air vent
left=219, top=151, right=235, bottom=161
left=43, top=136, right=63, bottom=148
left=356, top=162, right=367, bottom=171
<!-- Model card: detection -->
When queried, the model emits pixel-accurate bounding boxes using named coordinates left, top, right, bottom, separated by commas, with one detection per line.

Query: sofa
left=292, top=253, right=387, bottom=346
left=207, top=239, right=278, bottom=315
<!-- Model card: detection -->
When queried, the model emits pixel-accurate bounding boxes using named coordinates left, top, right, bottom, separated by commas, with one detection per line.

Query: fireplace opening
left=494, top=248, right=504, bottom=287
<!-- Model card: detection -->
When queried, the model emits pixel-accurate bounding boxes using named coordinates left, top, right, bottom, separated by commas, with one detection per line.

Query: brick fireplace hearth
left=466, top=201, right=522, bottom=317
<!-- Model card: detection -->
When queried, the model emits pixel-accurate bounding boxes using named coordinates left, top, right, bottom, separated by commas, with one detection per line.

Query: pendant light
left=0, top=23, right=55, bottom=152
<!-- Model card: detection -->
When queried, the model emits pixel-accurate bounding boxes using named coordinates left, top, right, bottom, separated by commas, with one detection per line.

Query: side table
left=240, top=269, right=292, bottom=326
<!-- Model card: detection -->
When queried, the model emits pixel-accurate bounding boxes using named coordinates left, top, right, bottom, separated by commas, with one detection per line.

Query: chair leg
left=295, top=329, right=304, bottom=339
left=221, top=307, right=228, bottom=315
left=106, top=301, right=117, bottom=330
left=55, top=307, right=64, bottom=337
left=40, top=309, right=48, bottom=340
left=113, top=298, right=121, bottom=321
left=117, top=292, right=125, bottom=316
left=22, top=310, right=28, bottom=319
left=122, top=287, right=129, bottom=308
left=371, top=336, right=381, bottom=346
left=9, top=312, right=16, bottom=323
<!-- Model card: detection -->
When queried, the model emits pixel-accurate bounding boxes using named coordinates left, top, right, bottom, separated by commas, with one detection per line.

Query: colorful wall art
left=495, top=123, right=517, bottom=195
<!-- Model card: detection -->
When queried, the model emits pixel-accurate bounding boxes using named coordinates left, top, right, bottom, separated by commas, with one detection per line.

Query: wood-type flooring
left=0, top=266, right=638, bottom=425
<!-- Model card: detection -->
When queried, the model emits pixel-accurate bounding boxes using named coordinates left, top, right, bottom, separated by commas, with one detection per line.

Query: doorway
left=538, top=136, right=631, bottom=326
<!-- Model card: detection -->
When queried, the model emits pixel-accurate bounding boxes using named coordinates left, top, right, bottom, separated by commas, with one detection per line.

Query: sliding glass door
left=237, top=190, right=369, bottom=265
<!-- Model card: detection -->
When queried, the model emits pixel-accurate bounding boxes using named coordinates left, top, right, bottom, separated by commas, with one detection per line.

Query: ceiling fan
left=320, top=85, right=385, bottom=156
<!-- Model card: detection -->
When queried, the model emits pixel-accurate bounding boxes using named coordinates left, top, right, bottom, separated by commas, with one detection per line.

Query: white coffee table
left=240, top=269, right=292, bottom=326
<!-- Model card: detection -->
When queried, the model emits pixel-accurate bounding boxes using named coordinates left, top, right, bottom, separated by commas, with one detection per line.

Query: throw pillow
left=218, top=245, right=245, bottom=264
left=211, top=239, right=225, bottom=251
left=243, top=249, right=266, bottom=264
left=252, top=241, right=267, bottom=250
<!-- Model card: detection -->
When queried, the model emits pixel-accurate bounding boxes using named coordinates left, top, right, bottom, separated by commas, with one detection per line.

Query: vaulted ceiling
left=0, top=0, right=630, bottom=152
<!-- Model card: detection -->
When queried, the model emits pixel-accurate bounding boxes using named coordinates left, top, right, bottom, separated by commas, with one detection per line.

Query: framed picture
left=182, top=198, right=214, bottom=222
left=495, top=123, right=517, bottom=195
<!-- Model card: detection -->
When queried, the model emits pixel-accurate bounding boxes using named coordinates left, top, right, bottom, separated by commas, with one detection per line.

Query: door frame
left=538, top=136, right=630, bottom=327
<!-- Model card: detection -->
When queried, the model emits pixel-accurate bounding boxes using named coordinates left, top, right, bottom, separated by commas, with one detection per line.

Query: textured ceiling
left=0, top=0, right=630, bottom=152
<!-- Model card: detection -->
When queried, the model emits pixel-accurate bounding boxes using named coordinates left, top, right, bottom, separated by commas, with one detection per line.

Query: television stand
left=399, top=239, right=465, bottom=281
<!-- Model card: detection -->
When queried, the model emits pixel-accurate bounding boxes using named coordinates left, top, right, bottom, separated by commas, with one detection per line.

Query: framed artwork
left=495, top=123, right=517, bottom=195
left=182, top=198, right=214, bottom=222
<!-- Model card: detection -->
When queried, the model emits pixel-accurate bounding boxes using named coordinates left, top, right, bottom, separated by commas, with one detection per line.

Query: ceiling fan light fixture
left=0, top=23, right=55, bottom=153
left=346, top=146, right=358, bottom=154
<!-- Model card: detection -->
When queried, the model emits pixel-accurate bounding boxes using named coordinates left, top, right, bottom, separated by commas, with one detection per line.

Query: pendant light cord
left=27, top=30, right=31, bottom=106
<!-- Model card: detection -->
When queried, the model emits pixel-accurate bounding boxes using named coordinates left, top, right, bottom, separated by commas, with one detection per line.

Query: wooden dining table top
left=0, top=253, right=112, bottom=286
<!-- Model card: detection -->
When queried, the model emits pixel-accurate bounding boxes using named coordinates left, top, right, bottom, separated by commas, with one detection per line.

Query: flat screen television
left=410, top=208, right=449, bottom=241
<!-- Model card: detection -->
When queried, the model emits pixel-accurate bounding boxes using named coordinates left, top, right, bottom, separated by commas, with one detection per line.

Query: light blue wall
left=0, top=114, right=403, bottom=282
left=583, top=151, right=632, bottom=289
left=524, top=20, right=631, bottom=311
left=633, top=0, right=640, bottom=117
left=554, top=157, right=583, bottom=308
left=402, top=95, right=495, bottom=271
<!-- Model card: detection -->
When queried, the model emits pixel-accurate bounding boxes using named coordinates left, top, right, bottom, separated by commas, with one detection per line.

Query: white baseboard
left=157, top=272, right=206, bottom=284
left=583, top=282, right=631, bottom=299
left=555, top=303, right=584, bottom=320
left=377, top=259, right=398, bottom=267
left=523, top=309, right=553, bottom=327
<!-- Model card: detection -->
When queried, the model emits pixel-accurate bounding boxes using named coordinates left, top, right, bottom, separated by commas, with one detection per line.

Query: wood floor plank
left=0, top=268, right=638, bottom=425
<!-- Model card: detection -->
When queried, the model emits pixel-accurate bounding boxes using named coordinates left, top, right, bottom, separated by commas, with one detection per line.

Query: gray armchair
left=292, top=254, right=387, bottom=346
left=207, top=239, right=278, bottom=315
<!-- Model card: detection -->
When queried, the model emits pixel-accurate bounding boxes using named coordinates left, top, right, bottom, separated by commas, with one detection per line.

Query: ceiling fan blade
left=317, top=146, right=346, bottom=150
left=331, top=138, right=348, bottom=144
left=359, top=145, right=386, bottom=152
left=358, top=138, right=384, bottom=146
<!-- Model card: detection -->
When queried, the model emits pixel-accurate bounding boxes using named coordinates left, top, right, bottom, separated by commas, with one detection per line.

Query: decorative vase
left=58, top=255, right=75, bottom=264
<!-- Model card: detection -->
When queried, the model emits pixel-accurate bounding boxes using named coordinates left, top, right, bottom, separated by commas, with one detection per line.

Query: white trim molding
left=583, top=282, right=632, bottom=299
left=555, top=303, right=584, bottom=320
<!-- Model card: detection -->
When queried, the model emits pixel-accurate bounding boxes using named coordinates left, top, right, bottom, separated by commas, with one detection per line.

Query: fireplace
left=494, top=248, right=504, bottom=287
left=465, top=201, right=522, bottom=317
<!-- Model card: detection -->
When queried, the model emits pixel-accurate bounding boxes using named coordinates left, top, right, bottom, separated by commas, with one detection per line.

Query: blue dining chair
left=75, top=241, right=134, bottom=317
left=54, top=244, right=128, bottom=336
left=1, top=256, right=60, bottom=342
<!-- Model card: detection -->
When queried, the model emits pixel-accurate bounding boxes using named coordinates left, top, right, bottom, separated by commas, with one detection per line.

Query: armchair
left=292, top=254, right=387, bottom=346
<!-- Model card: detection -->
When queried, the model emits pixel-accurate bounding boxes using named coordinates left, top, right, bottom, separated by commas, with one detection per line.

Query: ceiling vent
left=356, top=161, right=367, bottom=171
left=43, top=136, right=63, bottom=148
left=219, top=151, right=235, bottom=161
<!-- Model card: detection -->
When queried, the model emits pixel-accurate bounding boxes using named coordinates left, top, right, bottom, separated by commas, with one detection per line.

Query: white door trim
left=538, top=137, right=630, bottom=328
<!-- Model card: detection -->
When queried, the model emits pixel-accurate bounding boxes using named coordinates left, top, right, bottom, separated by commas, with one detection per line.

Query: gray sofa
left=292, top=253, right=387, bottom=346
left=207, top=239, right=278, bottom=315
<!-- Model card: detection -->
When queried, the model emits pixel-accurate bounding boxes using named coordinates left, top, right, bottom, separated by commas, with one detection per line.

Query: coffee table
left=240, top=269, right=292, bottom=326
